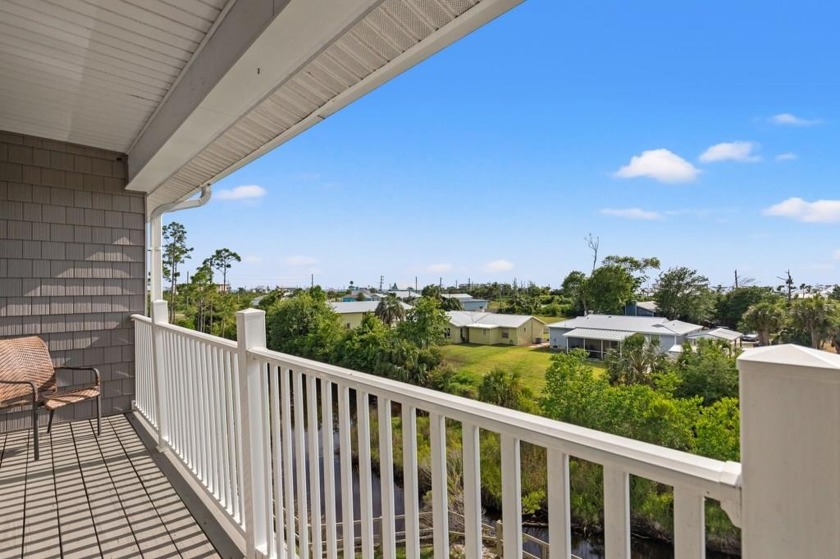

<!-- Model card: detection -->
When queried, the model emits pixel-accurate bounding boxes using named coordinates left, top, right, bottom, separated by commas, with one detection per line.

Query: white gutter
left=148, top=186, right=213, bottom=304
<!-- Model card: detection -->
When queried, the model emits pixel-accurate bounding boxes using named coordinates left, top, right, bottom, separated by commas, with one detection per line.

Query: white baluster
left=546, top=449, right=571, bottom=559
left=321, top=379, right=338, bottom=559
left=378, top=399, right=396, bottom=559
left=429, top=412, right=449, bottom=559
left=673, top=486, right=705, bottom=559
left=501, top=434, right=522, bottom=559
left=603, top=466, right=630, bottom=559
left=462, top=423, right=482, bottom=559
left=358, top=391, right=374, bottom=559
left=294, top=371, right=310, bottom=559
left=307, top=375, right=323, bottom=559
left=338, top=385, right=354, bottom=559
left=402, top=405, right=420, bottom=559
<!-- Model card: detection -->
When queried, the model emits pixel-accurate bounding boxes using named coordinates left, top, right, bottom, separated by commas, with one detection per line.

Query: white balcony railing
left=133, top=304, right=840, bottom=559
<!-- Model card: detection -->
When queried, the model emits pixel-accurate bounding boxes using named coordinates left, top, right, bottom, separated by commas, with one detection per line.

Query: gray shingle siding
left=0, top=132, right=145, bottom=432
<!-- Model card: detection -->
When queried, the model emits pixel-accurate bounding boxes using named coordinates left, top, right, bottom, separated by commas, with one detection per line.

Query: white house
left=548, top=314, right=704, bottom=358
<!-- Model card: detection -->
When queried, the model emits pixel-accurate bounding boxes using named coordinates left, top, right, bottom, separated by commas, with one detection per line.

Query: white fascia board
left=127, top=0, right=384, bottom=193
left=203, top=0, right=525, bottom=186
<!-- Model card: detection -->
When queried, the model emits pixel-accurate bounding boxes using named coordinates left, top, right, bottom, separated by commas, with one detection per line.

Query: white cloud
left=216, top=185, right=267, bottom=200
left=699, top=141, right=760, bottom=163
left=427, top=263, right=453, bottom=273
left=286, top=255, right=317, bottom=267
left=775, top=152, right=798, bottom=161
left=243, top=255, right=263, bottom=264
left=599, top=208, right=663, bottom=220
left=764, top=197, right=840, bottom=223
left=613, top=149, right=700, bottom=183
left=833, top=249, right=840, bottom=260
left=484, top=259, right=514, bottom=272
left=769, top=113, right=821, bottom=126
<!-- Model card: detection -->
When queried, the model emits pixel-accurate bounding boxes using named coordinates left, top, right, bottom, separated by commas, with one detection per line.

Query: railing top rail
left=248, top=346, right=741, bottom=505
left=130, top=314, right=238, bottom=351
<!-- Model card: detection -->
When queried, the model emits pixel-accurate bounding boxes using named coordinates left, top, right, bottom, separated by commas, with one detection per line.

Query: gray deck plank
left=0, top=428, right=29, bottom=559
left=69, top=419, right=144, bottom=558
left=95, top=416, right=182, bottom=558
left=109, top=417, right=220, bottom=558
left=0, top=413, right=226, bottom=559
left=22, top=424, right=62, bottom=559
left=50, top=421, right=103, bottom=559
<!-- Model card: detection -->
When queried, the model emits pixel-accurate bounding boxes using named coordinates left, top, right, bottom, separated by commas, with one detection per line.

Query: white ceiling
left=0, top=0, right=229, bottom=152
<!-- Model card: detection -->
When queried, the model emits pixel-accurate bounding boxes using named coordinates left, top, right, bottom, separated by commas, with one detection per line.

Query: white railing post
left=738, top=345, right=840, bottom=558
left=236, top=309, right=268, bottom=559
left=151, top=299, right=169, bottom=451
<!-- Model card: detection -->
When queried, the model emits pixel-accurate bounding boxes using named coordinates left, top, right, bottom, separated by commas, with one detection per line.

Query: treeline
left=162, top=222, right=253, bottom=337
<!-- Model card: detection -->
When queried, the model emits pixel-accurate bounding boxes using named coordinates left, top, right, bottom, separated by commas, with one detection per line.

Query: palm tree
left=375, top=294, right=405, bottom=326
left=440, top=296, right=463, bottom=311
left=790, top=295, right=836, bottom=349
left=742, top=301, right=785, bottom=346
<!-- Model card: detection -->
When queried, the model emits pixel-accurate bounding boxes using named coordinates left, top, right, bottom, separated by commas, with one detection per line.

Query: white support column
left=236, top=309, right=268, bottom=559
left=150, top=300, right=169, bottom=451
left=738, top=345, right=840, bottom=558
left=150, top=213, right=163, bottom=302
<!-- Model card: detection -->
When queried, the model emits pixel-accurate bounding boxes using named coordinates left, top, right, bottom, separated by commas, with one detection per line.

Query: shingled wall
left=0, top=131, right=146, bottom=430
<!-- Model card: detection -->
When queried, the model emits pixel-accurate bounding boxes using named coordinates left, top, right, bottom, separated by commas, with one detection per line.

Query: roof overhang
left=129, top=0, right=524, bottom=215
left=0, top=0, right=524, bottom=217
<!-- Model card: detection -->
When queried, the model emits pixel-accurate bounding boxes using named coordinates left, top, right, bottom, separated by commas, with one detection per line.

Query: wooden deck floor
left=0, top=414, right=222, bottom=559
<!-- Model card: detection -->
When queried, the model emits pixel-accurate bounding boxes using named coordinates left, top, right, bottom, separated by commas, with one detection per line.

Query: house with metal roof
left=548, top=314, right=704, bottom=357
left=442, top=293, right=490, bottom=311
left=331, top=300, right=411, bottom=330
left=446, top=311, right=546, bottom=345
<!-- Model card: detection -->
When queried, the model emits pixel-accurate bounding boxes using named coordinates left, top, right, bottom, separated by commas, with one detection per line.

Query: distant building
left=387, top=290, right=423, bottom=301
left=442, top=293, right=489, bottom=312
left=330, top=300, right=411, bottom=329
left=446, top=311, right=546, bottom=346
left=340, top=290, right=383, bottom=302
left=548, top=314, right=703, bottom=358
left=624, top=301, right=659, bottom=317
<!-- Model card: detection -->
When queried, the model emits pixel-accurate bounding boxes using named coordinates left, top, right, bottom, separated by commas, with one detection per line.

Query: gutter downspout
left=148, top=186, right=212, bottom=305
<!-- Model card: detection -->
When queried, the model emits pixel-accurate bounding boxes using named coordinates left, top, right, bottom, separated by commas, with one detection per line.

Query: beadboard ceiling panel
left=0, top=0, right=229, bottom=152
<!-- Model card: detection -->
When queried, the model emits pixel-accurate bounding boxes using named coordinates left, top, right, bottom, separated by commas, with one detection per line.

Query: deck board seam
left=105, top=415, right=186, bottom=558
left=68, top=419, right=107, bottom=558
left=48, top=428, right=65, bottom=558
left=18, top=426, right=31, bottom=559
left=79, top=417, right=148, bottom=556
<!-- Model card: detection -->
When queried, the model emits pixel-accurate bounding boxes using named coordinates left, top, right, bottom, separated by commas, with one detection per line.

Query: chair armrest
left=54, top=367, right=100, bottom=387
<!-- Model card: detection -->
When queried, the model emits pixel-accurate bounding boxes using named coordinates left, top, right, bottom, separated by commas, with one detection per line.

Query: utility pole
left=734, top=269, right=739, bottom=289
left=415, top=276, right=418, bottom=292
left=311, top=273, right=314, bottom=289
left=380, top=275, right=384, bottom=291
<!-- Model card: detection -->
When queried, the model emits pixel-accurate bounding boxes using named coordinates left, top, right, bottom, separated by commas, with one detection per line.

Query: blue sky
left=171, top=0, right=840, bottom=290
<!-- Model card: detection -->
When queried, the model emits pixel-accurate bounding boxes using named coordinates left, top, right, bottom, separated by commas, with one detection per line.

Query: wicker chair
left=0, top=336, right=101, bottom=460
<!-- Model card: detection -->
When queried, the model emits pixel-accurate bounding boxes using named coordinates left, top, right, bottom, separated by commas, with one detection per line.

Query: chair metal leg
left=96, top=395, right=101, bottom=436
left=32, top=403, right=40, bottom=462
left=47, top=409, right=55, bottom=434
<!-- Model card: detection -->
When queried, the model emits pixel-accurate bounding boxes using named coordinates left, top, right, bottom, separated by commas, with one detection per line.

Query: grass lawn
left=440, top=343, right=605, bottom=393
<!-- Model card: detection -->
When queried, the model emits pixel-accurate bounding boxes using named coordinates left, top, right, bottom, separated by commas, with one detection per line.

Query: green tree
left=601, top=255, right=661, bottom=293
left=694, top=398, right=740, bottom=461
left=586, top=264, right=636, bottom=314
left=206, top=248, right=241, bottom=290
left=397, top=296, right=448, bottom=348
left=478, top=368, right=535, bottom=413
left=653, top=267, right=712, bottom=323
left=605, top=334, right=666, bottom=386
left=162, top=222, right=193, bottom=319
left=789, top=295, right=837, bottom=349
left=333, top=313, right=391, bottom=373
left=671, top=339, right=739, bottom=404
left=714, top=286, right=777, bottom=330
left=265, top=290, right=342, bottom=362
left=439, top=296, right=463, bottom=311
left=375, top=294, right=406, bottom=326
left=741, top=300, right=785, bottom=345
left=561, top=271, right=589, bottom=315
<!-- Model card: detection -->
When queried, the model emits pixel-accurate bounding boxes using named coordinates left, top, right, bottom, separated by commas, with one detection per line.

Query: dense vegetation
left=161, top=222, right=840, bottom=553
